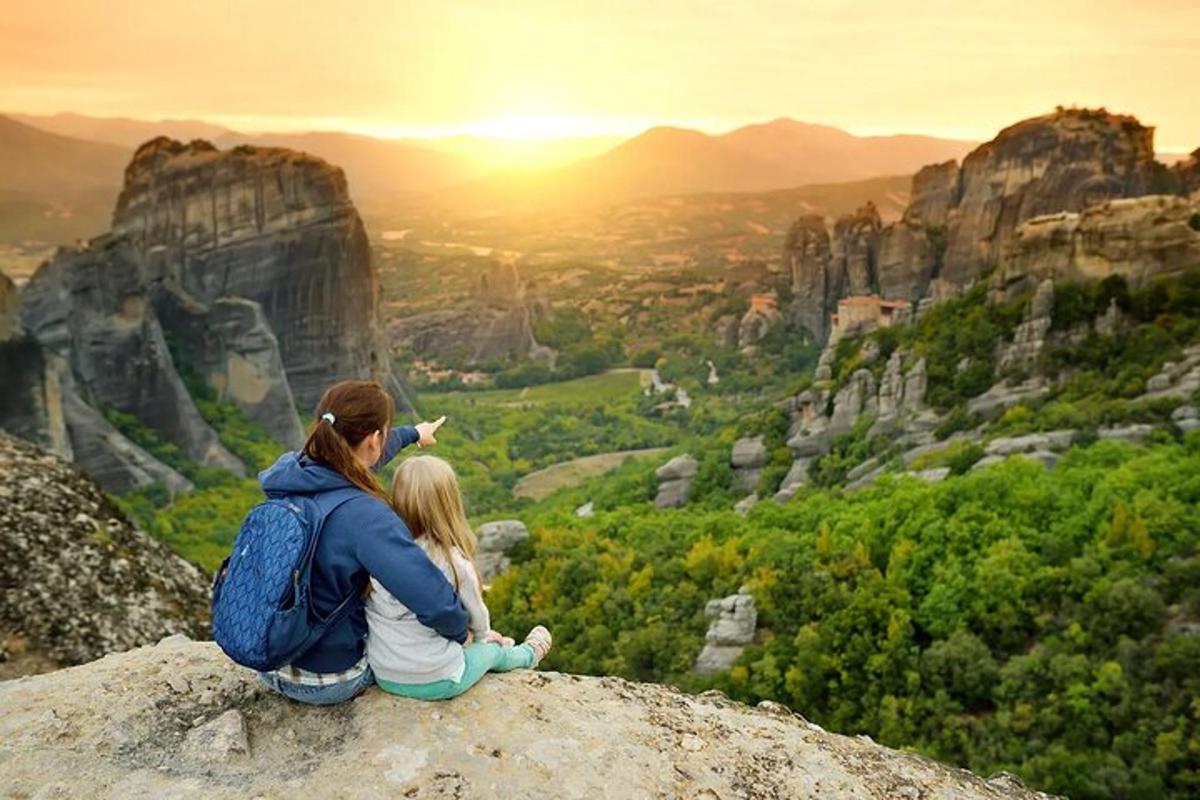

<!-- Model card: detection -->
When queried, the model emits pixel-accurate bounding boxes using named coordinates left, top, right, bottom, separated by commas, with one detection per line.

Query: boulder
left=574, top=501, right=595, bottom=518
left=694, top=587, right=757, bottom=676
left=731, top=435, right=767, bottom=493
left=475, top=520, right=531, bottom=582
left=829, top=369, right=878, bottom=435
left=655, top=478, right=693, bottom=509
left=734, top=493, right=760, bottom=516
left=1098, top=424, right=1156, bottom=445
left=966, top=377, right=1049, bottom=419
left=772, top=457, right=812, bottom=503
left=731, top=436, right=768, bottom=469
left=985, top=430, right=1076, bottom=456
left=655, top=453, right=699, bottom=481
left=0, top=636, right=1054, bottom=799
left=1172, top=405, right=1199, bottom=434
left=910, top=467, right=951, bottom=484
left=0, top=433, right=208, bottom=676
left=997, top=279, right=1054, bottom=372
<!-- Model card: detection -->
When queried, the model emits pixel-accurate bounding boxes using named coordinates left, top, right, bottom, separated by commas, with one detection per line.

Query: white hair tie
left=321, top=412, right=336, bottom=424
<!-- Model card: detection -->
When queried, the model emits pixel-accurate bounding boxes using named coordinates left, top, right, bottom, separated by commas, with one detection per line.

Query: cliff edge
left=0, top=635, right=1054, bottom=799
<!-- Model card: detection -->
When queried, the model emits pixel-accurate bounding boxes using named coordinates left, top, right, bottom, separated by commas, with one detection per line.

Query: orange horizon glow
left=1, top=1, right=1198, bottom=154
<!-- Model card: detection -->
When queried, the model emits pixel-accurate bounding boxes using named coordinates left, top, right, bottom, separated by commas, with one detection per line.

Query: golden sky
left=1, top=0, right=1198, bottom=151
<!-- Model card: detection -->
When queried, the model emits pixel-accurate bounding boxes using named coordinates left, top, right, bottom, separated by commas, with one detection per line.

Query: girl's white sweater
left=365, top=540, right=491, bottom=684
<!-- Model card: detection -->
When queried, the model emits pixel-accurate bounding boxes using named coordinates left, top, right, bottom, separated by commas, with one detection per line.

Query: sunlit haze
left=1, top=0, right=1198, bottom=153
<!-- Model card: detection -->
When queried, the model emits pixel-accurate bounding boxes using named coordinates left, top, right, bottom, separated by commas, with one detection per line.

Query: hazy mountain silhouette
left=0, top=115, right=127, bottom=195
left=436, top=118, right=977, bottom=210
left=8, top=112, right=234, bottom=149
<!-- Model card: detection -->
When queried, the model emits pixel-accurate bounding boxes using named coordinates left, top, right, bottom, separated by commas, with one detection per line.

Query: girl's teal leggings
left=376, top=642, right=535, bottom=701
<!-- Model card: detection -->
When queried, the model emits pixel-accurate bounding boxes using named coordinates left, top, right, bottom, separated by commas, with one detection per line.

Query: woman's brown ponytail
left=303, top=380, right=395, bottom=500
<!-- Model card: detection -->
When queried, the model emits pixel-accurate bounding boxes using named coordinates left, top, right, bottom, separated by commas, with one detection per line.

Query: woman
left=257, top=379, right=467, bottom=704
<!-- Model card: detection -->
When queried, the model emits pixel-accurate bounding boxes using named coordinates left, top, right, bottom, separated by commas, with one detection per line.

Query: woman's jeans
left=377, top=642, right=534, bottom=701
left=259, top=666, right=375, bottom=705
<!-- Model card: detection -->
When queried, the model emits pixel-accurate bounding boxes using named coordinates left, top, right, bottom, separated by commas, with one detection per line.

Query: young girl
left=366, top=455, right=551, bottom=700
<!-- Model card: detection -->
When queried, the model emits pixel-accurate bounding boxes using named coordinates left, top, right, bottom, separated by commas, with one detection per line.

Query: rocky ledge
left=0, top=635, right=1054, bottom=799
left=0, top=432, right=209, bottom=678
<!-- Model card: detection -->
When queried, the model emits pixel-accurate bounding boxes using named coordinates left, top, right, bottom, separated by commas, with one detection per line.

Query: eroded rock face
left=786, top=204, right=882, bottom=341
left=0, top=270, right=18, bottom=342
left=111, top=138, right=404, bottom=411
left=0, top=636, right=1054, bottom=800
left=655, top=453, right=699, bottom=509
left=389, top=261, right=540, bottom=365
left=694, top=587, right=757, bottom=676
left=786, top=109, right=1170, bottom=343
left=156, top=292, right=305, bottom=449
left=731, top=435, right=767, bottom=493
left=12, top=138, right=409, bottom=490
left=475, top=519, right=531, bottom=582
left=993, top=194, right=1200, bottom=300
left=942, top=109, right=1157, bottom=285
left=22, top=239, right=245, bottom=475
left=0, top=433, right=208, bottom=677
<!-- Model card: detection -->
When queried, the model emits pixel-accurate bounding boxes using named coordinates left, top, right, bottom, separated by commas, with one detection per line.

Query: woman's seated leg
left=377, top=642, right=535, bottom=701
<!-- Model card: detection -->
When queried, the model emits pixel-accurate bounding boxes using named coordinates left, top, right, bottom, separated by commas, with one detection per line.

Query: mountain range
left=2, top=111, right=975, bottom=216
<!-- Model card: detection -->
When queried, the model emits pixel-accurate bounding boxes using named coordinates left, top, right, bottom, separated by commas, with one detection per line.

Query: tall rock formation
left=10, top=138, right=406, bottom=491
left=940, top=108, right=1157, bottom=284
left=110, top=138, right=403, bottom=412
left=788, top=109, right=1170, bottom=344
left=0, top=271, right=71, bottom=457
left=0, top=433, right=208, bottom=677
left=786, top=202, right=881, bottom=342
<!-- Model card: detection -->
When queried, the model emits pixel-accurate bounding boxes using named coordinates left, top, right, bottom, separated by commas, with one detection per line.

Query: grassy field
left=421, top=369, right=650, bottom=409
left=512, top=446, right=670, bottom=500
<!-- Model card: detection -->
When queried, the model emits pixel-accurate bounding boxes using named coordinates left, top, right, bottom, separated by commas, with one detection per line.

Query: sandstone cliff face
left=788, top=109, right=1172, bottom=343
left=0, top=270, right=18, bottom=342
left=941, top=109, right=1157, bottom=284
left=993, top=193, right=1200, bottom=299
left=0, top=635, right=1054, bottom=799
left=22, top=238, right=245, bottom=473
left=786, top=203, right=881, bottom=342
left=389, top=261, right=542, bottom=365
left=11, top=138, right=407, bottom=490
left=0, top=433, right=208, bottom=678
left=111, top=137, right=402, bottom=412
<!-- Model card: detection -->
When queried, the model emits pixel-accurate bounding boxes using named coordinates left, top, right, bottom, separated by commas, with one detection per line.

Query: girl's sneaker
left=524, top=625, right=553, bottom=667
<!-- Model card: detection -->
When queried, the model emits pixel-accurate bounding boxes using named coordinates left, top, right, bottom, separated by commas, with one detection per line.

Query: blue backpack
left=211, top=488, right=360, bottom=671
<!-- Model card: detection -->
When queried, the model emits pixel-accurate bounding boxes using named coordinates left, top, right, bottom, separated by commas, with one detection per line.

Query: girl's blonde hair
left=390, top=455, right=478, bottom=591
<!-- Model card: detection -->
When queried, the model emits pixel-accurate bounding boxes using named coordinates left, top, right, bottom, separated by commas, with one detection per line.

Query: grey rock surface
left=21, top=239, right=245, bottom=475
left=0, top=636, right=1055, bottom=799
left=995, top=194, right=1200, bottom=300
left=111, top=138, right=405, bottom=411
left=156, top=292, right=305, bottom=449
left=475, top=520, right=531, bottom=582
left=942, top=109, right=1158, bottom=286
left=694, top=588, right=757, bottom=675
left=0, top=433, right=208, bottom=676
left=655, top=453, right=700, bottom=481
left=985, top=430, right=1076, bottom=456
left=1098, top=424, right=1156, bottom=445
